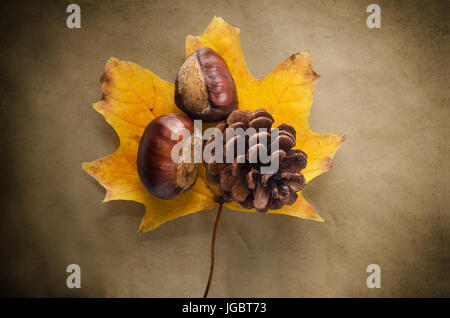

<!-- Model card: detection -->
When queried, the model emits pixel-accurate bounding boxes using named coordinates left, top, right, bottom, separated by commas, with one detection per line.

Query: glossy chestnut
left=137, top=114, right=198, bottom=199
left=175, top=47, right=237, bottom=122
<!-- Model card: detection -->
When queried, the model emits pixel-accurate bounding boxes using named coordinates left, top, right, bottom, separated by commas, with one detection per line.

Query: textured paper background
left=0, top=0, right=448, bottom=297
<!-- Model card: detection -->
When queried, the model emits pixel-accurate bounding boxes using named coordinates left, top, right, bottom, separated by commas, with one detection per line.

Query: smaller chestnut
left=175, top=47, right=237, bottom=122
left=137, top=114, right=198, bottom=200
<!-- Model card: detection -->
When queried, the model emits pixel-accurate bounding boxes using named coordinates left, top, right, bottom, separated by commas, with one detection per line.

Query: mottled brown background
left=0, top=0, right=448, bottom=297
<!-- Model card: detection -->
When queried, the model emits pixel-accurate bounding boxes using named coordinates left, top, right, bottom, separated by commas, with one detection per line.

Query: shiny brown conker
left=175, top=47, right=237, bottom=122
left=137, top=114, right=198, bottom=199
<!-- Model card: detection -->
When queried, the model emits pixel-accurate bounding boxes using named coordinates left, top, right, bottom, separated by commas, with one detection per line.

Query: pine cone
left=204, top=109, right=307, bottom=212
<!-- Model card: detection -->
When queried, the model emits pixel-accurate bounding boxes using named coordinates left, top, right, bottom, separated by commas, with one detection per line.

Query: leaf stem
left=203, top=203, right=224, bottom=298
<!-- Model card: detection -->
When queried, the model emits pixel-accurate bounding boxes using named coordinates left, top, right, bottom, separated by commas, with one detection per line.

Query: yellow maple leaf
left=82, top=17, right=344, bottom=234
